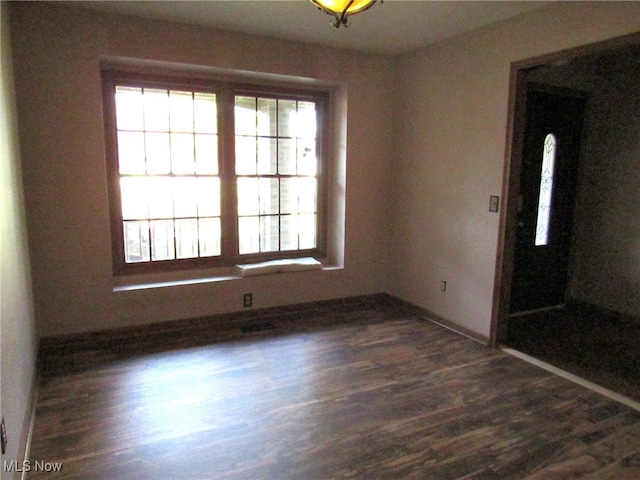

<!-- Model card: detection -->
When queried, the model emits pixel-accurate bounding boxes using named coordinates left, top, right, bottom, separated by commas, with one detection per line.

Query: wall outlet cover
left=243, top=293, right=253, bottom=308
left=489, top=195, right=500, bottom=212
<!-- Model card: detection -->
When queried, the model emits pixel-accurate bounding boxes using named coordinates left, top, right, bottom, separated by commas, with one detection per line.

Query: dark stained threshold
left=505, top=302, right=640, bottom=402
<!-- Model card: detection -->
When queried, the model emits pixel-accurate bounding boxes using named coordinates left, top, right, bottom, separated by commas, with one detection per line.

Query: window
left=234, top=96, right=319, bottom=255
left=534, top=133, right=556, bottom=246
left=103, top=71, right=327, bottom=275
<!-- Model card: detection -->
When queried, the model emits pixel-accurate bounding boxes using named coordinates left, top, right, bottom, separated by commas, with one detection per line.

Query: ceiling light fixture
left=309, top=0, right=381, bottom=28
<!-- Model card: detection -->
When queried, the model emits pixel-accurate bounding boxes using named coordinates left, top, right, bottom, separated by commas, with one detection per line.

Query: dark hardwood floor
left=28, top=300, right=640, bottom=479
left=505, top=303, right=640, bottom=402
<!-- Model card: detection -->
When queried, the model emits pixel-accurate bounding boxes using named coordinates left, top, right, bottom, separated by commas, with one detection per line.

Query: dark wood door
left=510, top=87, right=586, bottom=313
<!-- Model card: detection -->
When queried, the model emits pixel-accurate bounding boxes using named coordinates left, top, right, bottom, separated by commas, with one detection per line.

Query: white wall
left=0, top=3, right=39, bottom=477
left=8, top=2, right=395, bottom=337
left=390, top=2, right=640, bottom=338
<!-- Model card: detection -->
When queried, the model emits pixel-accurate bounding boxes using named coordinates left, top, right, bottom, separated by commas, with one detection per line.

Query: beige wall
left=7, top=1, right=640, bottom=341
left=1, top=3, right=39, bottom=477
left=573, top=77, right=640, bottom=318
left=568, top=65, right=640, bottom=317
left=8, top=3, right=395, bottom=337
left=390, top=2, right=640, bottom=338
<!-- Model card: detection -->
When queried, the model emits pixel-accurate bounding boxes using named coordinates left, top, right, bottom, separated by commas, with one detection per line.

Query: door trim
left=489, top=31, right=640, bottom=347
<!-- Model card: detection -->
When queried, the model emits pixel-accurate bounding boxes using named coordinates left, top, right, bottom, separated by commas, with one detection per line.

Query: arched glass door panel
left=534, top=133, right=556, bottom=246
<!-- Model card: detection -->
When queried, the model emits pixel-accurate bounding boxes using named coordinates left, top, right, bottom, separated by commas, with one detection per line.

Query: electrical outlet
left=243, top=293, right=253, bottom=308
left=440, top=280, right=447, bottom=292
left=1, top=415, right=7, bottom=455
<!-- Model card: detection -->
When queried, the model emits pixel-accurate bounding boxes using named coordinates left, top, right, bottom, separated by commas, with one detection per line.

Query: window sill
left=113, top=257, right=333, bottom=292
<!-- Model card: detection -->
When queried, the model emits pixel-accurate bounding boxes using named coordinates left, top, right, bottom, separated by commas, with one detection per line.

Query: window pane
left=147, top=177, right=174, bottom=219
left=280, top=177, right=297, bottom=214
left=169, top=90, right=194, bottom=133
left=278, top=99, right=296, bottom=137
left=299, top=213, right=317, bottom=249
left=198, top=217, right=221, bottom=257
left=235, top=136, right=257, bottom=175
left=124, top=220, right=150, bottom=262
left=235, top=96, right=256, bottom=136
left=296, top=101, right=316, bottom=139
left=193, top=93, right=217, bottom=134
left=145, top=132, right=171, bottom=174
left=259, top=178, right=279, bottom=215
left=299, top=178, right=317, bottom=213
left=281, top=214, right=298, bottom=251
left=118, top=131, right=146, bottom=174
left=257, top=98, right=277, bottom=137
left=171, top=133, right=195, bottom=174
left=297, top=139, right=317, bottom=176
left=173, top=177, right=198, bottom=218
left=143, top=88, right=169, bottom=132
left=197, top=177, right=220, bottom=217
left=260, top=215, right=279, bottom=252
left=115, top=87, right=143, bottom=131
left=238, top=216, right=259, bottom=254
left=535, top=134, right=556, bottom=246
left=175, top=218, right=199, bottom=259
left=237, top=178, right=259, bottom=216
left=257, top=137, right=277, bottom=175
left=120, top=177, right=148, bottom=220
left=150, top=219, right=175, bottom=261
left=278, top=138, right=296, bottom=174
left=195, top=134, right=218, bottom=174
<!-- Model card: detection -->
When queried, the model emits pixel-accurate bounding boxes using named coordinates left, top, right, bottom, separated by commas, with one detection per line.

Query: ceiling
left=69, top=1, right=549, bottom=56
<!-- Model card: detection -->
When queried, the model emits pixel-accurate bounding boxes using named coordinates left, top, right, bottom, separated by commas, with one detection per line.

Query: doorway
left=492, top=34, right=640, bottom=401
left=493, top=33, right=640, bottom=346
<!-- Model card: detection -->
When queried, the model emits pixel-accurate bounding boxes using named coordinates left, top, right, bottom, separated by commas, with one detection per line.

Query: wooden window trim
left=102, top=70, right=329, bottom=276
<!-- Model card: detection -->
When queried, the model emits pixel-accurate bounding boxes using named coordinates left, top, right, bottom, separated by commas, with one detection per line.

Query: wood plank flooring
left=28, top=302, right=640, bottom=479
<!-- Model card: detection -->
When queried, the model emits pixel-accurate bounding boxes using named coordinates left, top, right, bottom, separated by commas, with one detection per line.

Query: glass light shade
left=316, top=0, right=376, bottom=14
left=309, top=0, right=379, bottom=28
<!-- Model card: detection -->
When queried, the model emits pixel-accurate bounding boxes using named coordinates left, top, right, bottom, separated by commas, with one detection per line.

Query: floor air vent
left=240, top=322, right=277, bottom=333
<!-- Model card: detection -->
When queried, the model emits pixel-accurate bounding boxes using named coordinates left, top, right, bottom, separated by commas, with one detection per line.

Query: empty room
left=2, top=1, right=639, bottom=479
